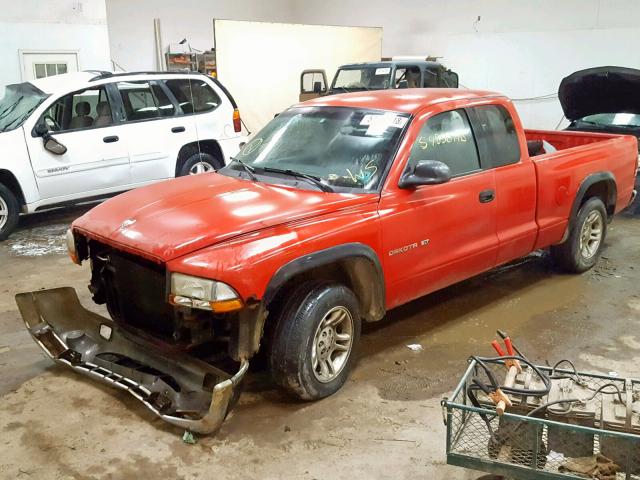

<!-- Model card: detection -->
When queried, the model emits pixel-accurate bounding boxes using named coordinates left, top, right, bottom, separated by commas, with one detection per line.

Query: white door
left=21, top=52, right=79, bottom=81
left=26, top=84, right=130, bottom=200
left=113, top=79, right=198, bottom=182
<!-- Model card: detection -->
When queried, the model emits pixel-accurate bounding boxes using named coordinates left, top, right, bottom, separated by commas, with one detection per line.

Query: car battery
left=486, top=367, right=547, bottom=468
left=546, top=377, right=597, bottom=458
left=600, top=382, right=640, bottom=474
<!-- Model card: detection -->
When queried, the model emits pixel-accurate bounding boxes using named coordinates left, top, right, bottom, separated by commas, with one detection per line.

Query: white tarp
left=214, top=19, right=382, bottom=133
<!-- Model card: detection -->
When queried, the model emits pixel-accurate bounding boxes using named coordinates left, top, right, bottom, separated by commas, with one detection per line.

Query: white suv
left=0, top=71, right=247, bottom=239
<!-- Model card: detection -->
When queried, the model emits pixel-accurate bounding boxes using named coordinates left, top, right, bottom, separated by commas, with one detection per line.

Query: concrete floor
left=1, top=205, right=639, bottom=480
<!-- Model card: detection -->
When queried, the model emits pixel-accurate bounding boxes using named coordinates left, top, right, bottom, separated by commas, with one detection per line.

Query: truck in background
left=300, top=58, right=459, bottom=101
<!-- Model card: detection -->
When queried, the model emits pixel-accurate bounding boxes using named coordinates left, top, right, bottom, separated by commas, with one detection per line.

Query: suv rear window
left=164, top=79, right=221, bottom=114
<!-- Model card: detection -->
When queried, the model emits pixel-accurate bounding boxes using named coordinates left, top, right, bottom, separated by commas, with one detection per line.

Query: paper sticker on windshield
left=362, top=113, right=408, bottom=136
left=375, top=67, right=391, bottom=75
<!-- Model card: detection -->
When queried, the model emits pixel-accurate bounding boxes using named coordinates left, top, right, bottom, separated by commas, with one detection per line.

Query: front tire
left=269, top=282, right=361, bottom=400
left=551, top=197, right=607, bottom=273
left=0, top=184, right=19, bottom=241
left=177, top=152, right=222, bottom=176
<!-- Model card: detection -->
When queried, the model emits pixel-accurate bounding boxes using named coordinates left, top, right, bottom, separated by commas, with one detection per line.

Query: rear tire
left=268, top=282, right=361, bottom=401
left=177, top=152, right=222, bottom=176
left=0, top=184, right=19, bottom=241
left=551, top=197, right=607, bottom=273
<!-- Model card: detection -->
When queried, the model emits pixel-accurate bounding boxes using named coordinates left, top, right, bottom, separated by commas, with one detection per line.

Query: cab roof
left=298, top=88, right=503, bottom=115
left=338, top=60, right=446, bottom=70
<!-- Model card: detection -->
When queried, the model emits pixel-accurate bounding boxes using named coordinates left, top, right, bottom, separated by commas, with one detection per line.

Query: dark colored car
left=560, top=66, right=640, bottom=215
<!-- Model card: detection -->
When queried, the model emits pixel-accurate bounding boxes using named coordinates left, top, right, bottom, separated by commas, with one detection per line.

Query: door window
left=407, top=109, right=481, bottom=177
left=394, top=66, right=421, bottom=88
left=471, top=105, right=521, bottom=168
left=301, top=71, right=326, bottom=93
left=117, top=81, right=175, bottom=121
left=39, top=86, right=113, bottom=132
left=164, top=79, right=221, bottom=114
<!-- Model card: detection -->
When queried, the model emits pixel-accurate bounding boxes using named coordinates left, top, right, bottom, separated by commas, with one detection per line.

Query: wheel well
left=265, top=257, right=385, bottom=324
left=175, top=140, right=224, bottom=176
left=581, top=180, right=616, bottom=218
left=0, top=170, right=26, bottom=207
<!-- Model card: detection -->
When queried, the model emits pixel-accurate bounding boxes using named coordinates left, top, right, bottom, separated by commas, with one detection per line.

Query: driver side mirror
left=313, top=81, right=324, bottom=94
left=44, top=136, right=67, bottom=155
left=398, top=160, right=451, bottom=188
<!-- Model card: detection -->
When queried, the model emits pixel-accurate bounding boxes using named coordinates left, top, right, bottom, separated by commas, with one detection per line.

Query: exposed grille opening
left=89, top=241, right=175, bottom=339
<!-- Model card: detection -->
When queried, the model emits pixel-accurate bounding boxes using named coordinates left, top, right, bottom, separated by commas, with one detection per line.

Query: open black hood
left=559, top=66, right=640, bottom=120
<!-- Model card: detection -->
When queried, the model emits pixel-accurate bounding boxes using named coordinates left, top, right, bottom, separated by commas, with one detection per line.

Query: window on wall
left=407, top=109, right=481, bottom=177
left=471, top=105, right=521, bottom=168
left=39, top=86, right=112, bottom=132
left=34, top=63, right=68, bottom=79
left=164, top=79, right=221, bottom=114
left=117, top=81, right=175, bottom=121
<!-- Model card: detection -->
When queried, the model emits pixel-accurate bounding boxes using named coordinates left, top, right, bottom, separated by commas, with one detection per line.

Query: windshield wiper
left=0, top=96, right=24, bottom=120
left=229, top=156, right=257, bottom=181
left=260, top=167, right=334, bottom=192
left=1, top=104, right=40, bottom=132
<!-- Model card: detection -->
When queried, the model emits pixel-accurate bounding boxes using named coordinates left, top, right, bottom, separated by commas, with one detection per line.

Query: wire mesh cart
left=442, top=360, right=640, bottom=479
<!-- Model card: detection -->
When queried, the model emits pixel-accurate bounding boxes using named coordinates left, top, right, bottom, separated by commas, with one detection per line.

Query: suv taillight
left=233, top=108, right=241, bottom=133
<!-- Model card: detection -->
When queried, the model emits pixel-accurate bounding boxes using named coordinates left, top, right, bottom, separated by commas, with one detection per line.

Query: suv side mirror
left=398, top=160, right=451, bottom=188
left=44, top=136, right=67, bottom=155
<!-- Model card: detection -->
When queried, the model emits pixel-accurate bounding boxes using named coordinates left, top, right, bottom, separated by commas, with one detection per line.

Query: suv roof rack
left=87, top=71, right=205, bottom=82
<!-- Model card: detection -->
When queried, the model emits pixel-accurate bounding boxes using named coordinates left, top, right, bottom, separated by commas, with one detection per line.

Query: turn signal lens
left=66, top=229, right=80, bottom=265
left=233, top=108, right=242, bottom=133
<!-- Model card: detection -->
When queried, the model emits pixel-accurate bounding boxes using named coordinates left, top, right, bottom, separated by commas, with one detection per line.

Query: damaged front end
left=16, top=287, right=248, bottom=434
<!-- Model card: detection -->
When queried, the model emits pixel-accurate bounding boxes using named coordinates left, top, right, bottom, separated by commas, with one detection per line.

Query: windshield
left=332, top=67, right=392, bottom=91
left=0, top=83, right=48, bottom=132
left=224, top=106, right=410, bottom=192
left=577, top=113, right=640, bottom=128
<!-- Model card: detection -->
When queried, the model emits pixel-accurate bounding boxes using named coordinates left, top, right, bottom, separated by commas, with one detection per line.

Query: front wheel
left=0, top=184, right=19, bottom=241
left=177, top=152, right=222, bottom=176
left=269, top=282, right=361, bottom=400
left=551, top=197, right=607, bottom=273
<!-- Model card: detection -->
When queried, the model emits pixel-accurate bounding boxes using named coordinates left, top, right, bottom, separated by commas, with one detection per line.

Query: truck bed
left=524, top=129, right=637, bottom=248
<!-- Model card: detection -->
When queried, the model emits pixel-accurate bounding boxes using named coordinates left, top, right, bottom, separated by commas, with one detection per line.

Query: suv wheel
left=551, top=197, right=607, bottom=273
left=269, top=282, right=361, bottom=400
left=178, top=152, right=222, bottom=176
left=0, top=184, right=19, bottom=241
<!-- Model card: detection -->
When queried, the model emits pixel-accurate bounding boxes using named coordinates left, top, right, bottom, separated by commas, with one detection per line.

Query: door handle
left=479, top=189, right=495, bottom=203
left=171, top=126, right=185, bottom=133
left=103, top=136, right=119, bottom=143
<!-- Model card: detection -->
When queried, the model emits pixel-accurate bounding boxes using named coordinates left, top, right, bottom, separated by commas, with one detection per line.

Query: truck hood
left=559, top=66, right=640, bottom=120
left=73, top=173, right=376, bottom=262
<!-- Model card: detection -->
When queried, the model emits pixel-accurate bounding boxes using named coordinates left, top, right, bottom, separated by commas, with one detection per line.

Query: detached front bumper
left=15, top=287, right=248, bottom=434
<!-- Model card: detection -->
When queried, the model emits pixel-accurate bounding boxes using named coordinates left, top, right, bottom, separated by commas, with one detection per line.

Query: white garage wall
left=0, top=0, right=111, bottom=89
left=290, top=0, right=640, bottom=129
left=215, top=20, right=382, bottom=131
left=105, top=0, right=297, bottom=72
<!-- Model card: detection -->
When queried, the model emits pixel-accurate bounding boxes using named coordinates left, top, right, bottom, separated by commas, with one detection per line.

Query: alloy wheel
left=311, top=306, right=354, bottom=383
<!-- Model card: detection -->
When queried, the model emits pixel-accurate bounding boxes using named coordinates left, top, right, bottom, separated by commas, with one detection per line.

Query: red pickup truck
left=17, top=89, right=637, bottom=434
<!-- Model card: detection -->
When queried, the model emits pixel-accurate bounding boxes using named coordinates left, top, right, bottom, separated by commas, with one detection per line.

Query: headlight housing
left=66, top=228, right=80, bottom=265
left=169, top=273, right=243, bottom=313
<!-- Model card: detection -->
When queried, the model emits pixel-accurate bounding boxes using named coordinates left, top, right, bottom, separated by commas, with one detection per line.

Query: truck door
left=467, top=103, right=537, bottom=265
left=300, top=70, right=328, bottom=101
left=25, top=84, right=130, bottom=200
left=379, top=108, right=499, bottom=308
